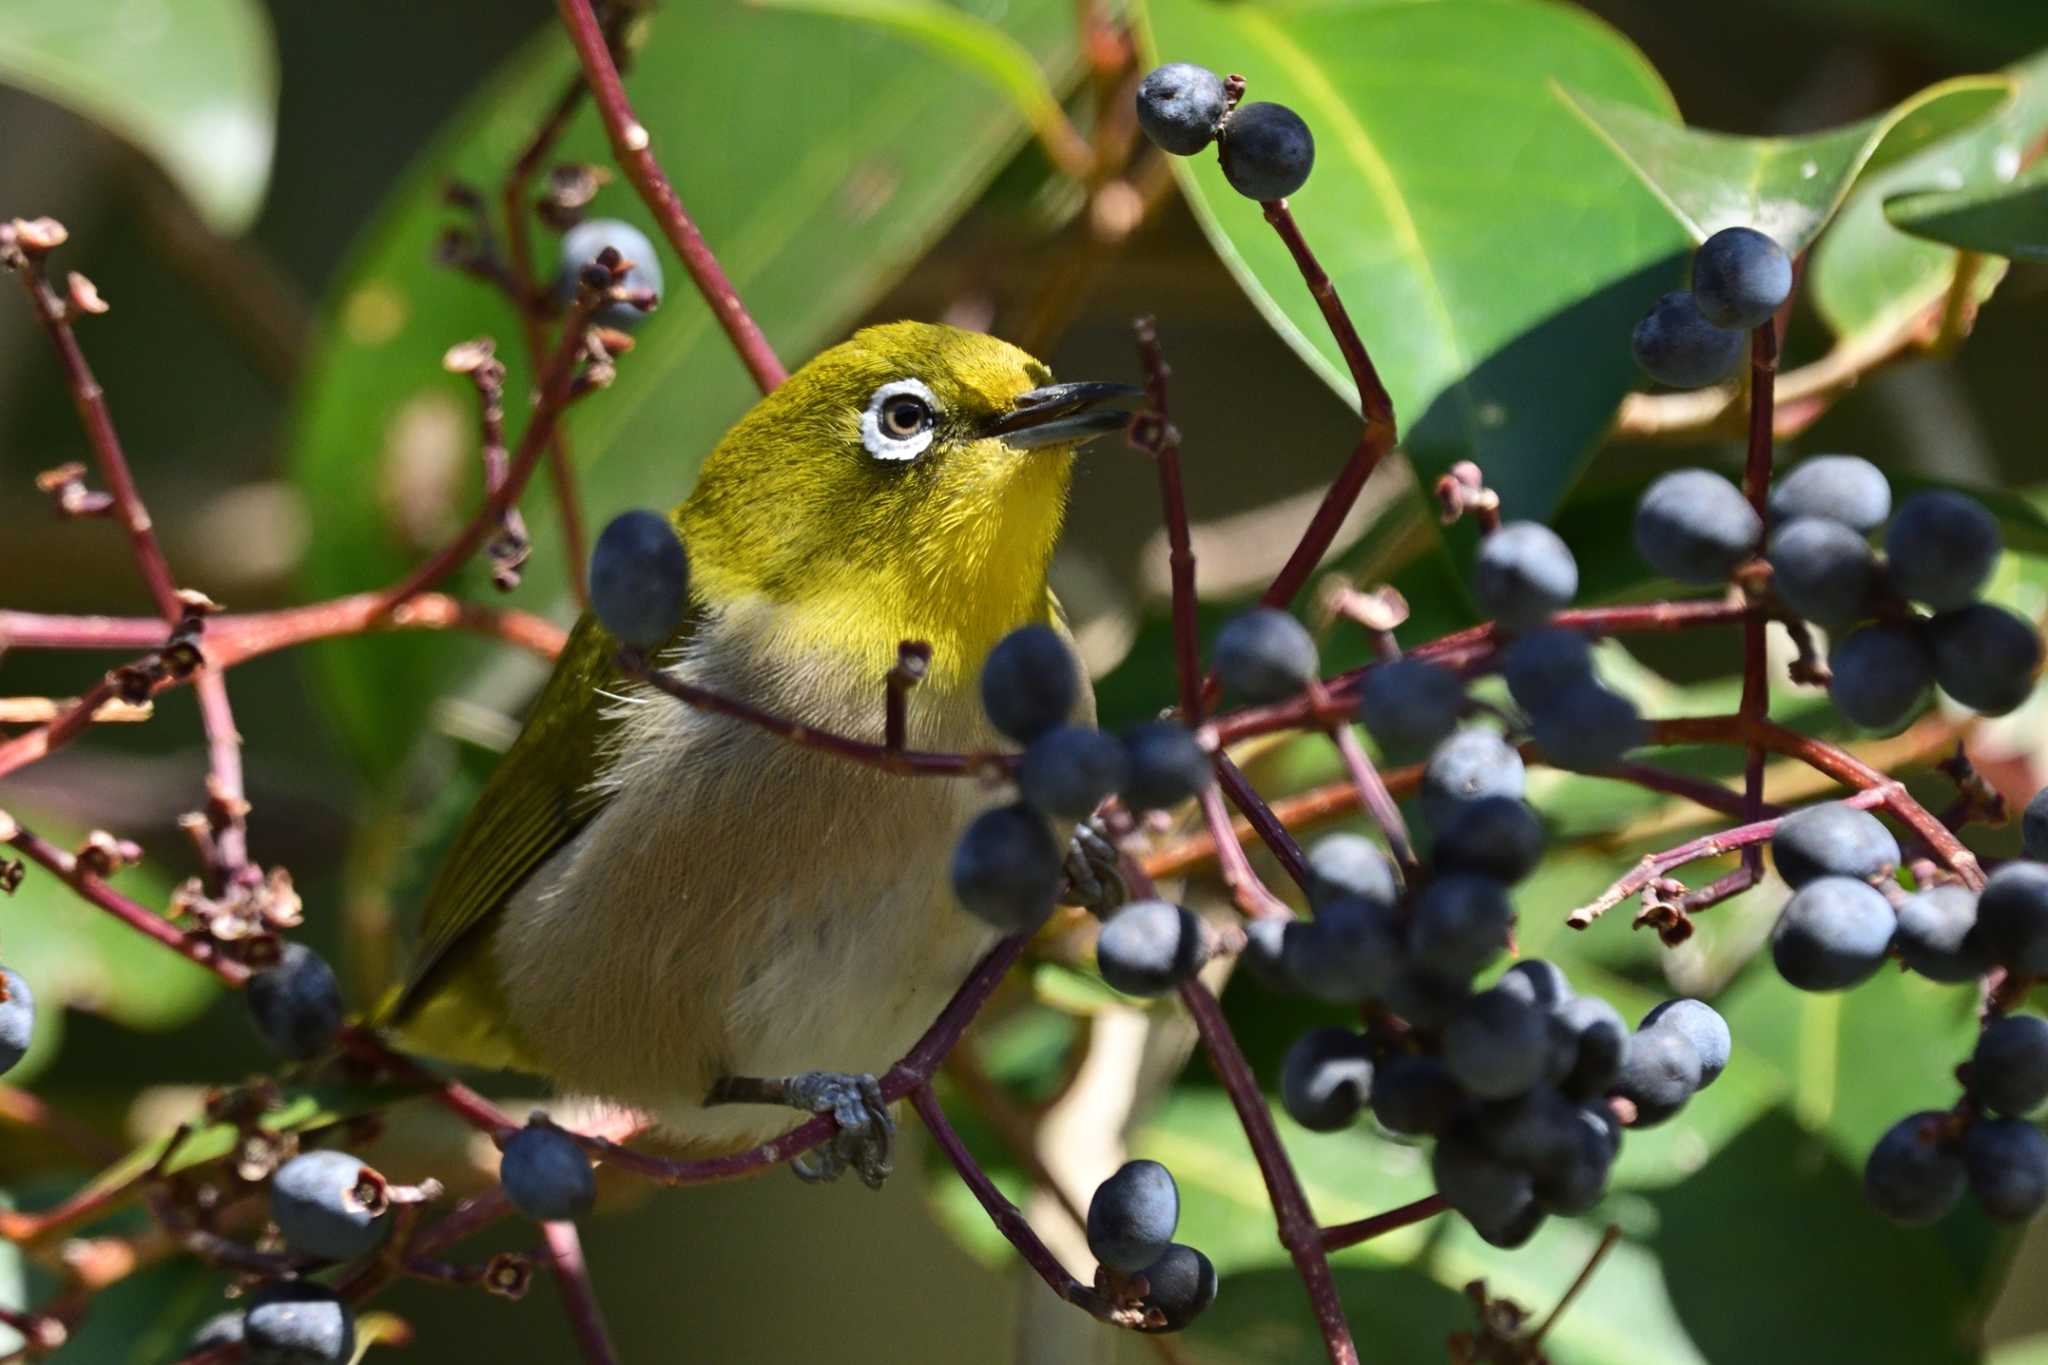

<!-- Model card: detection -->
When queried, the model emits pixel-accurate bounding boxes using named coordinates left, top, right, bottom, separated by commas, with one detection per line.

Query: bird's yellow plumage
left=383, top=322, right=1126, bottom=1159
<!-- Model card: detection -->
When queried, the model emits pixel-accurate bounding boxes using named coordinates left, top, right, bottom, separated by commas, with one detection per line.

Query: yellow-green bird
left=381, top=321, right=1134, bottom=1183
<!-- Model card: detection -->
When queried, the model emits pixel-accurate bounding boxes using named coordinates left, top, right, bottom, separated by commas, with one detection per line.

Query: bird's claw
left=1061, top=814, right=1128, bottom=916
left=784, top=1071, right=893, bottom=1190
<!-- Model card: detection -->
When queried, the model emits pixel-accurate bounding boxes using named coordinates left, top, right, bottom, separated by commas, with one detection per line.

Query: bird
left=379, top=321, right=1136, bottom=1184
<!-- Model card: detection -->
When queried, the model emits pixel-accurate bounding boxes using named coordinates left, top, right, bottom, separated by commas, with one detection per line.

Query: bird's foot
left=1061, top=814, right=1128, bottom=917
left=707, top=1071, right=893, bottom=1189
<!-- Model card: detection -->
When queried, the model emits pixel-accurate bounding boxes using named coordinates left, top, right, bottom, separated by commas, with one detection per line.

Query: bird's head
left=681, top=321, right=1136, bottom=678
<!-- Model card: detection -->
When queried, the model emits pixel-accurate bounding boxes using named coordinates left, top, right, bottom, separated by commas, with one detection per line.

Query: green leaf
left=754, top=0, right=1089, bottom=176
left=289, top=0, right=1077, bottom=776
left=1886, top=158, right=2048, bottom=263
left=0, top=0, right=277, bottom=233
left=1137, top=0, right=1693, bottom=524
left=1811, top=50, right=2048, bottom=350
left=1560, top=76, right=2010, bottom=253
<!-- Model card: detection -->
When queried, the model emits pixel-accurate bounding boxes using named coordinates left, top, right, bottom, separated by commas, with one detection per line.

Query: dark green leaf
left=290, top=0, right=1076, bottom=776
left=1886, top=158, right=2048, bottom=263
left=0, top=0, right=277, bottom=233
left=1137, top=0, right=1693, bottom=522
left=1561, top=76, right=2010, bottom=252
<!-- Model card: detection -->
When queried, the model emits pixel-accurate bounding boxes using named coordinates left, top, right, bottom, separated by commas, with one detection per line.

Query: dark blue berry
left=1136, top=1243, right=1217, bottom=1333
left=558, top=219, right=663, bottom=330
left=1640, top=999, right=1730, bottom=1087
left=1691, top=226, right=1792, bottom=329
left=1357, top=657, right=1465, bottom=761
left=1017, top=726, right=1129, bottom=819
left=1768, top=517, right=1877, bottom=628
left=1632, top=291, right=1745, bottom=389
left=1443, top=989, right=1551, bottom=1100
left=589, top=509, right=690, bottom=648
left=950, top=803, right=1062, bottom=933
left=1768, top=455, right=1891, bottom=533
left=1279, top=1027, right=1375, bottom=1131
left=1370, top=1053, right=1465, bottom=1136
left=980, top=625, right=1078, bottom=743
left=1613, top=1026, right=1702, bottom=1127
left=244, top=1280, right=355, bottom=1365
left=1501, top=628, right=1594, bottom=713
left=1382, top=967, right=1474, bottom=1030
left=1534, top=1106, right=1617, bottom=1214
left=1305, top=833, right=1398, bottom=911
left=1121, top=721, right=1212, bottom=811
left=2026, top=787, right=2048, bottom=862
left=1929, top=603, right=2041, bottom=717
left=1213, top=607, right=1318, bottom=703
left=1286, top=894, right=1402, bottom=1003
left=1771, top=876, right=1896, bottom=991
left=1497, top=959, right=1573, bottom=1012
left=190, top=1310, right=246, bottom=1351
left=1885, top=489, right=2001, bottom=610
left=1432, top=1128, right=1537, bottom=1243
left=1239, top=917, right=1294, bottom=992
left=1895, top=884, right=1989, bottom=983
left=246, top=943, right=343, bottom=1062
left=1474, top=523, right=1578, bottom=632
left=1556, top=995, right=1629, bottom=1101
left=1827, top=622, right=1934, bottom=732
left=1097, top=900, right=1209, bottom=996
left=1965, top=1118, right=2048, bottom=1222
left=1407, top=874, right=1513, bottom=978
left=1135, top=63, right=1228, bottom=156
left=500, top=1122, right=597, bottom=1221
left=1633, top=468, right=1759, bottom=583
left=1865, top=1112, right=1966, bottom=1226
left=1420, top=728, right=1525, bottom=831
left=1433, top=796, right=1544, bottom=884
left=270, top=1150, right=390, bottom=1261
left=1770, top=802, right=1900, bottom=890
left=1087, top=1159, right=1180, bottom=1274
left=1220, top=102, right=1314, bottom=201
left=1977, top=862, right=2048, bottom=975
left=1527, top=682, right=1644, bottom=772
left=1976, top=1015, right=2048, bottom=1118
left=0, top=967, right=33, bottom=1075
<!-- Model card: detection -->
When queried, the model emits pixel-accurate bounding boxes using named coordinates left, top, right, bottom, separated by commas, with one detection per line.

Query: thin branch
left=555, top=0, right=788, bottom=393
left=1529, top=1223, right=1622, bottom=1348
left=1130, top=318, right=1201, bottom=719
left=541, top=1221, right=622, bottom=1365
left=0, top=676, right=121, bottom=781
left=1318, top=1194, right=1446, bottom=1251
left=1733, top=323, right=1780, bottom=904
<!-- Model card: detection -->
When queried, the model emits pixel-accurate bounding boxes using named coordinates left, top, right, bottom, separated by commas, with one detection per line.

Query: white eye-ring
left=861, top=379, right=938, bottom=462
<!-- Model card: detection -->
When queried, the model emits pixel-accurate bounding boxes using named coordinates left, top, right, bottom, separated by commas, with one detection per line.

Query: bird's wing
left=379, top=606, right=690, bottom=1065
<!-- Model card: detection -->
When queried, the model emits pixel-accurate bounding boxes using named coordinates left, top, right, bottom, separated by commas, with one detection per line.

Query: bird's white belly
left=489, top=617, right=1010, bottom=1149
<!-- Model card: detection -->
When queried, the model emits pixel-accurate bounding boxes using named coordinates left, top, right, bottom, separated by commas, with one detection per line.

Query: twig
left=1318, top=1194, right=1446, bottom=1251
left=555, top=0, right=788, bottom=394
left=1529, top=1224, right=1622, bottom=1348
left=1129, top=318, right=1201, bottom=719
left=0, top=597, right=565, bottom=663
left=1179, top=981, right=1357, bottom=1364
left=541, top=1221, right=622, bottom=1365
left=1732, top=323, right=1779, bottom=905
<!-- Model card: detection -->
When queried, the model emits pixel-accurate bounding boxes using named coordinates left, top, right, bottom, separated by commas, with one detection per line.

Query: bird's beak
left=989, top=381, right=1144, bottom=449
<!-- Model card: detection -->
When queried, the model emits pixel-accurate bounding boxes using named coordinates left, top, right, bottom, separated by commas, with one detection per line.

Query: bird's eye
left=861, top=379, right=940, bottom=462
left=881, top=395, right=933, bottom=438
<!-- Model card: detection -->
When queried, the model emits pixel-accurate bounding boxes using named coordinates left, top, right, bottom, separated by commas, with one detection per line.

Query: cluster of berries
left=1630, top=225, right=1790, bottom=387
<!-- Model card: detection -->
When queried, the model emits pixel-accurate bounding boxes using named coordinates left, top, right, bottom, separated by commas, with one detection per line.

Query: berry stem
left=1197, top=779, right=1296, bottom=919
left=0, top=597, right=568, bottom=665
left=540, top=1220, right=623, bottom=1365
left=1131, top=317, right=1203, bottom=719
left=0, top=675, right=123, bottom=782
left=1317, top=1193, right=1447, bottom=1251
left=907, top=1086, right=1123, bottom=1321
left=1735, top=323, right=1781, bottom=894
left=1178, top=980, right=1359, bottom=1364
left=555, top=0, right=789, bottom=394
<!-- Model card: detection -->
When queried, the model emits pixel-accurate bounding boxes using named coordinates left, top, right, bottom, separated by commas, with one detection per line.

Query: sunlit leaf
left=1560, top=75, right=2010, bottom=251
left=1138, top=0, right=1693, bottom=525
left=0, top=0, right=277, bottom=233
left=1886, top=158, right=2048, bottom=263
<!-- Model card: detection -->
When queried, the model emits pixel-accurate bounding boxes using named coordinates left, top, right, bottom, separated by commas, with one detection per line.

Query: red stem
left=0, top=676, right=120, bottom=781
left=908, top=1086, right=1119, bottom=1320
left=1319, top=1194, right=1447, bottom=1251
left=1179, top=981, right=1358, bottom=1364
left=1735, top=324, right=1780, bottom=891
left=1131, top=318, right=1201, bottom=719
left=541, top=1221, right=622, bottom=1365
left=554, top=0, right=788, bottom=394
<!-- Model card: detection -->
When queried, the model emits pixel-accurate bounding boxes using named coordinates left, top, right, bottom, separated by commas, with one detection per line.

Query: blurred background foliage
left=2, top=0, right=2047, bottom=1360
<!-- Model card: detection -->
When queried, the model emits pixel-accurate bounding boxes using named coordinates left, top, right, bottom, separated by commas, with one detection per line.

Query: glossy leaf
left=290, top=0, right=1076, bottom=775
left=0, top=0, right=277, bottom=233
left=1811, top=50, right=2048, bottom=349
left=1560, top=75, right=2010, bottom=252
left=1138, top=0, right=1693, bottom=524
left=1887, top=158, right=2048, bottom=262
